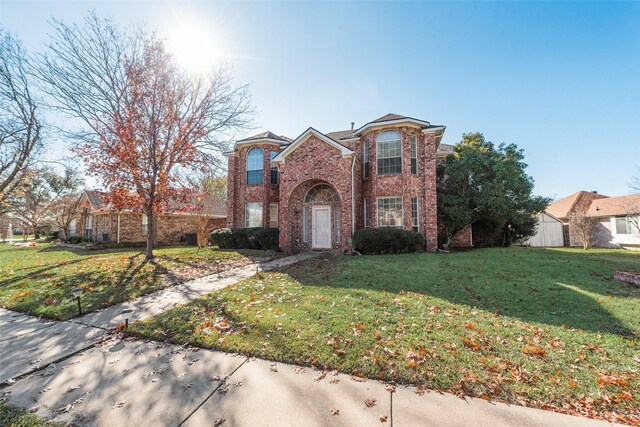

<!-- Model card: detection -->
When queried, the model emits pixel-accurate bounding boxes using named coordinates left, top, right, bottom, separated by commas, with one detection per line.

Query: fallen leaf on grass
left=364, top=398, right=377, bottom=408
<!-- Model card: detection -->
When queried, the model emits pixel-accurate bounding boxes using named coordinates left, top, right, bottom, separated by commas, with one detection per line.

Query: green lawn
left=130, top=248, right=640, bottom=424
left=0, top=400, right=63, bottom=427
left=0, top=243, right=279, bottom=320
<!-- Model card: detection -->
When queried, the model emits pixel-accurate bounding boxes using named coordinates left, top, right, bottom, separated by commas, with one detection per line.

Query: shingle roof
left=438, top=143, right=455, bottom=153
left=85, top=190, right=109, bottom=210
left=325, top=129, right=355, bottom=141
left=546, top=191, right=609, bottom=219
left=587, top=193, right=640, bottom=217
left=237, top=131, right=290, bottom=143
left=372, top=113, right=409, bottom=123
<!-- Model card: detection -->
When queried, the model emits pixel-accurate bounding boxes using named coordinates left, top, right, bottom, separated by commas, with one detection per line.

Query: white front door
left=312, top=206, right=331, bottom=249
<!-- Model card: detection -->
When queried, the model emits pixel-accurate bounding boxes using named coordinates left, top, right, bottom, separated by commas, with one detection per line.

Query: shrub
left=352, top=228, right=425, bottom=254
left=210, top=228, right=235, bottom=249
left=252, top=228, right=279, bottom=250
left=67, top=236, right=92, bottom=244
left=211, top=228, right=280, bottom=250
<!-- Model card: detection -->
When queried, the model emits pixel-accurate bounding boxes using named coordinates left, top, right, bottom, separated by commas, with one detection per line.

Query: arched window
left=304, top=184, right=340, bottom=203
left=376, top=130, right=402, bottom=175
left=246, top=147, right=263, bottom=185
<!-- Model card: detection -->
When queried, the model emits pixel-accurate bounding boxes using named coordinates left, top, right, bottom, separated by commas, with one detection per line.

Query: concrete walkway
left=0, top=252, right=625, bottom=426
left=75, top=251, right=321, bottom=329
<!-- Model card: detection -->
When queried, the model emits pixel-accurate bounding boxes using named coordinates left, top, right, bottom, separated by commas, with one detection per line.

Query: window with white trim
left=246, top=147, right=263, bottom=185
left=142, top=214, right=148, bottom=235
left=85, top=215, right=93, bottom=238
left=411, top=196, right=419, bottom=232
left=616, top=216, right=640, bottom=234
left=270, top=151, right=279, bottom=184
left=364, top=199, right=370, bottom=228
left=245, top=202, right=263, bottom=227
left=269, top=203, right=279, bottom=228
left=376, top=130, right=402, bottom=175
left=410, top=135, right=417, bottom=174
left=377, top=196, right=403, bottom=228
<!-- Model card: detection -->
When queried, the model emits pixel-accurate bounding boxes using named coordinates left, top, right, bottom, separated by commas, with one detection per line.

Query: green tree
left=436, top=132, right=550, bottom=248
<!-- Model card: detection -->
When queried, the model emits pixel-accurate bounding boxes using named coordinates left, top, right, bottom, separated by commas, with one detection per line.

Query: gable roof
left=587, top=193, right=640, bottom=217
left=84, top=190, right=110, bottom=210
left=372, top=113, right=410, bottom=123
left=353, top=113, right=434, bottom=135
left=325, top=129, right=355, bottom=142
left=272, top=127, right=354, bottom=164
left=234, top=131, right=291, bottom=149
left=546, top=191, right=609, bottom=219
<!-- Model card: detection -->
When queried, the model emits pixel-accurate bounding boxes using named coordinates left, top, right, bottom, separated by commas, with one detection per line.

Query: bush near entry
left=353, top=228, right=425, bottom=254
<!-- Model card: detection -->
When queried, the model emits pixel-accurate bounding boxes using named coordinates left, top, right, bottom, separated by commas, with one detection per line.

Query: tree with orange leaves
left=39, top=13, right=252, bottom=258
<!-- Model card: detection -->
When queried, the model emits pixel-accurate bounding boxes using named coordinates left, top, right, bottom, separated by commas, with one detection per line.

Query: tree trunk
left=145, top=206, right=155, bottom=260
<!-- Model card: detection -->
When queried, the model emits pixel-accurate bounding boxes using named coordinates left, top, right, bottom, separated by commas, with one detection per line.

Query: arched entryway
left=303, top=184, right=340, bottom=249
left=285, top=181, right=342, bottom=251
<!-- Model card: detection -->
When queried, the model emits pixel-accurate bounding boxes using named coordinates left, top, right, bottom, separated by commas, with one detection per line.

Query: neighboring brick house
left=586, top=194, right=640, bottom=248
left=546, top=190, right=609, bottom=246
left=225, top=113, right=448, bottom=252
left=70, top=190, right=227, bottom=245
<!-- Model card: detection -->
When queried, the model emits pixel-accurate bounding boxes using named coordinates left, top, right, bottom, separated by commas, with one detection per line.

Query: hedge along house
left=225, top=114, right=448, bottom=252
left=71, top=190, right=227, bottom=245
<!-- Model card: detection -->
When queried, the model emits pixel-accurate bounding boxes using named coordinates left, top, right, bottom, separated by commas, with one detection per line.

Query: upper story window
left=410, top=135, right=417, bottom=174
left=270, top=151, right=279, bottom=184
left=246, top=147, right=263, bottom=185
left=376, top=130, right=402, bottom=175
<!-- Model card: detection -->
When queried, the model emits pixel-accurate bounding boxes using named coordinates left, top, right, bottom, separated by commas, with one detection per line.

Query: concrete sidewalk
left=74, top=251, right=320, bottom=329
left=1, top=334, right=620, bottom=427
left=0, top=251, right=626, bottom=426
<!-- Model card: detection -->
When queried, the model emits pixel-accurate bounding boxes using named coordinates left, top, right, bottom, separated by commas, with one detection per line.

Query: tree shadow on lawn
left=276, top=248, right=640, bottom=338
left=1, top=254, right=167, bottom=319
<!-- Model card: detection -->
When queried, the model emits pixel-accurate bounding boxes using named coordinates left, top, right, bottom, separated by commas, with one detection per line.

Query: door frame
left=311, top=205, right=332, bottom=249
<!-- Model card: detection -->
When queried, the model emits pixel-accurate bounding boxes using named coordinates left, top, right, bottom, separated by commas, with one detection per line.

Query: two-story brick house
left=225, top=113, right=448, bottom=252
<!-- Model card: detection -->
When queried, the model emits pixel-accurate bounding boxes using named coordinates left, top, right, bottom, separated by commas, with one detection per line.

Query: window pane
left=411, top=197, right=418, bottom=232
left=269, top=203, right=278, bottom=228
left=245, top=202, right=262, bottom=228
left=616, top=217, right=628, bottom=234
left=376, top=131, right=402, bottom=175
left=377, top=197, right=403, bottom=227
left=364, top=199, right=369, bottom=228
left=246, top=147, right=263, bottom=185
left=270, top=151, right=279, bottom=184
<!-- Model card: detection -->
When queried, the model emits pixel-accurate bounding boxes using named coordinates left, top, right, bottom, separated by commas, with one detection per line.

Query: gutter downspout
left=117, top=212, right=121, bottom=244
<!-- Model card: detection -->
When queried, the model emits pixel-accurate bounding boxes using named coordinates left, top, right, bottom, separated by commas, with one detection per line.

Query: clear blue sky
left=1, top=1, right=639, bottom=199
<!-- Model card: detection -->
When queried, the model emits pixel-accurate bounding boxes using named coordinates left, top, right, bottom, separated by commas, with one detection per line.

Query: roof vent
left=351, top=122, right=355, bottom=131
left=592, top=191, right=598, bottom=194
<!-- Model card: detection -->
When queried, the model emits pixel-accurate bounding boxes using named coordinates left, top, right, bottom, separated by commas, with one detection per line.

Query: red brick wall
left=278, top=135, right=355, bottom=252
left=226, top=126, right=440, bottom=253
left=227, top=143, right=281, bottom=229
left=358, top=126, right=438, bottom=250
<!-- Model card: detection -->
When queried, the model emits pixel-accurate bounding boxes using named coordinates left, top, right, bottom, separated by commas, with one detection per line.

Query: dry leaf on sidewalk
left=364, top=398, right=377, bottom=408
left=113, top=401, right=126, bottom=409
left=330, top=408, right=340, bottom=416
left=385, top=384, right=396, bottom=393
left=213, top=417, right=226, bottom=426
left=379, top=414, right=388, bottom=422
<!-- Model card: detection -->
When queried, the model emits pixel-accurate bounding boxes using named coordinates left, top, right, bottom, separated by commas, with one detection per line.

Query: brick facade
left=226, top=115, right=446, bottom=253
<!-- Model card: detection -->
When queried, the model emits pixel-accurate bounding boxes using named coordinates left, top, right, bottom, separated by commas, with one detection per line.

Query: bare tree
left=8, top=166, right=82, bottom=238
left=187, top=174, right=227, bottom=248
left=569, top=212, right=595, bottom=250
left=49, top=193, right=80, bottom=240
left=0, top=29, right=43, bottom=208
left=630, top=167, right=640, bottom=192
left=38, top=13, right=252, bottom=259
